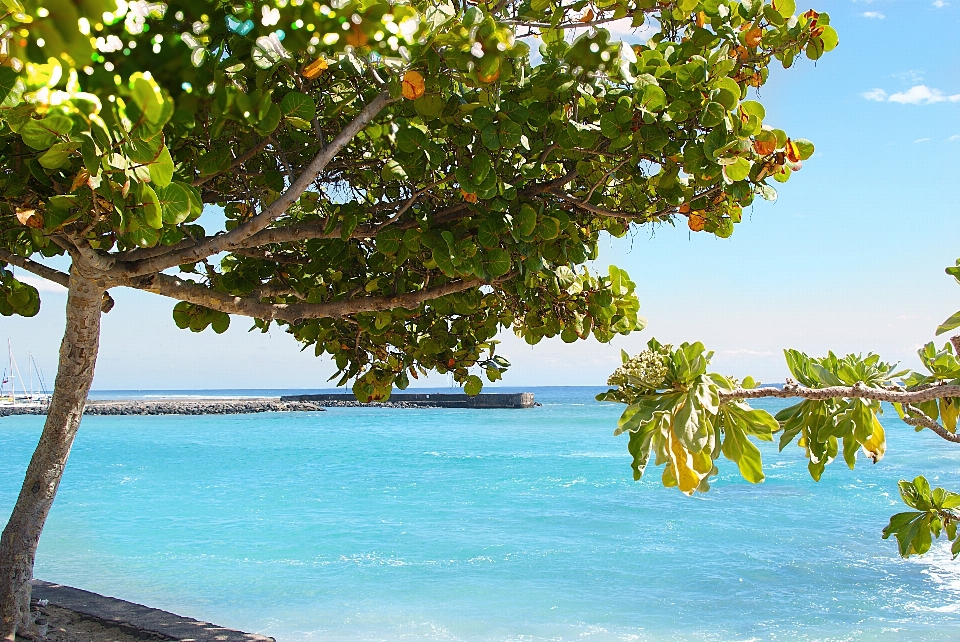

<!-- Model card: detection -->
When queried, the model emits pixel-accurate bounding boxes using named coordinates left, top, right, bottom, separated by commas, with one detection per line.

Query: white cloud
left=862, top=88, right=888, bottom=101
left=719, top=350, right=774, bottom=357
left=949, top=135, right=960, bottom=141
left=888, top=85, right=960, bottom=104
left=861, top=11, right=885, bottom=18
left=914, top=138, right=931, bottom=143
left=933, top=0, right=949, bottom=8
left=14, top=274, right=66, bottom=293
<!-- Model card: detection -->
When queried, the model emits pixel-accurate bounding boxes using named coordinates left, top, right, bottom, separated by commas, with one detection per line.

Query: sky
left=2, top=0, right=959, bottom=391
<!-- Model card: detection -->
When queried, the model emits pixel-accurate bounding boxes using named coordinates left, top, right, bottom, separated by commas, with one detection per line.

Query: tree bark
left=0, top=270, right=104, bottom=640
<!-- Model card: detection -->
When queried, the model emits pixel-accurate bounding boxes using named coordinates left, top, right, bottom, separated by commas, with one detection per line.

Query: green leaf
left=792, top=139, right=815, bottom=160
left=131, top=74, right=164, bottom=123
left=38, top=141, right=80, bottom=169
left=20, top=116, right=72, bottom=150
left=280, top=91, right=317, bottom=121
left=464, top=374, right=483, bottom=396
left=211, top=312, right=230, bottom=334
left=515, top=204, right=537, bottom=239
left=723, top=157, right=751, bottom=182
left=172, top=301, right=191, bottom=328
left=481, top=124, right=501, bottom=150
left=700, top=101, right=726, bottom=128
left=936, top=310, right=960, bottom=335
left=376, top=227, right=404, bottom=255
left=254, top=103, right=282, bottom=135
left=0, top=67, right=25, bottom=108
left=396, top=126, right=427, bottom=153
left=414, top=94, right=444, bottom=118
left=148, top=145, right=174, bottom=187
left=156, top=183, right=192, bottom=225
left=599, top=112, right=621, bottom=139
left=638, top=83, right=666, bottom=111
left=481, top=248, right=511, bottom=278
left=140, top=184, right=163, bottom=229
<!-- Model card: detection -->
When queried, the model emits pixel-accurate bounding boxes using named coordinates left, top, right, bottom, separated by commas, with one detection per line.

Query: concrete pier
left=280, top=392, right=536, bottom=408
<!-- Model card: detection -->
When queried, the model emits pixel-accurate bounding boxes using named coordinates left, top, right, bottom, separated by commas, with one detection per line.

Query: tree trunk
left=0, top=270, right=104, bottom=640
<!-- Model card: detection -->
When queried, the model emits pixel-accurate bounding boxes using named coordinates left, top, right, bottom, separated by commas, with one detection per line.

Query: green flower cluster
left=605, top=347, right=671, bottom=400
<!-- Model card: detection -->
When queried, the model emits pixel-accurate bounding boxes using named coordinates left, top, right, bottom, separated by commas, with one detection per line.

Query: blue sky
left=2, top=0, right=959, bottom=391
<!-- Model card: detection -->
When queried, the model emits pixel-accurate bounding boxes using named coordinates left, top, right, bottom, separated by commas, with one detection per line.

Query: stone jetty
left=0, top=392, right=537, bottom=417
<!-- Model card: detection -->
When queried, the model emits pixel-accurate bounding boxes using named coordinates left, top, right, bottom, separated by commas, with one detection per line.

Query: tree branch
left=548, top=191, right=651, bottom=220
left=720, top=382, right=960, bottom=405
left=117, top=91, right=395, bottom=277
left=0, top=249, right=69, bottom=288
left=901, top=404, right=960, bottom=444
left=131, top=272, right=484, bottom=322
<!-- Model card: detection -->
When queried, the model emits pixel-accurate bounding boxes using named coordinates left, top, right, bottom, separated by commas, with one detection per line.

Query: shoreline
left=25, top=580, right=273, bottom=642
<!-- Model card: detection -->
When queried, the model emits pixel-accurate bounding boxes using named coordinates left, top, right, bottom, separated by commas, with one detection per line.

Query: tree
left=0, top=0, right=834, bottom=635
left=600, top=268, right=960, bottom=559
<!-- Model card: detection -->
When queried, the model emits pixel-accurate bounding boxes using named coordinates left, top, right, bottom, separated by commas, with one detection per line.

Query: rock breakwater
left=0, top=398, right=325, bottom=417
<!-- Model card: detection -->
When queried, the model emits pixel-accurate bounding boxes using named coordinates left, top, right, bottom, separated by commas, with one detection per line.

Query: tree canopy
left=0, top=0, right=831, bottom=400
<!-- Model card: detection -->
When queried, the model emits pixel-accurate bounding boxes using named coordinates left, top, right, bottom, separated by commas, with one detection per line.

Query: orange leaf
left=344, top=24, right=368, bottom=48
left=753, top=138, right=777, bottom=156
left=678, top=203, right=691, bottom=214
left=579, top=8, right=595, bottom=23
left=302, top=57, right=328, bottom=79
left=744, top=27, right=763, bottom=48
left=16, top=208, right=43, bottom=229
left=695, top=11, right=706, bottom=28
left=460, top=189, right=478, bottom=203
left=402, top=70, right=425, bottom=100
left=687, top=211, right=705, bottom=232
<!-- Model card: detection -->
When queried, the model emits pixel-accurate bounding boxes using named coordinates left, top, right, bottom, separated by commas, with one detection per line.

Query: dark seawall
left=281, top=392, right=536, bottom=408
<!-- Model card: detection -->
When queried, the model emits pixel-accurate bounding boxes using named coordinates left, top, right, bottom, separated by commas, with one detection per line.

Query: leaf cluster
left=597, top=338, right=775, bottom=494
left=883, top=476, right=960, bottom=559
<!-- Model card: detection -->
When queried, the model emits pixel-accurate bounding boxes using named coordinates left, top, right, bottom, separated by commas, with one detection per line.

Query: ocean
left=2, top=387, right=959, bottom=641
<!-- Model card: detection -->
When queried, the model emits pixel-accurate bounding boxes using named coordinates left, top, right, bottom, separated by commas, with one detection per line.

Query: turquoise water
left=2, top=387, right=959, bottom=641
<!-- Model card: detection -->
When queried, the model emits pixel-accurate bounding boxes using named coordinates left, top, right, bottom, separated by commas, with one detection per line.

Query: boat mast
left=8, top=339, right=12, bottom=403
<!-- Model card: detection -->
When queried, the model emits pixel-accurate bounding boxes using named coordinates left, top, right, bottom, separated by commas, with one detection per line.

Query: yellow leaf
left=861, top=417, right=886, bottom=464
left=667, top=430, right=701, bottom=495
left=302, top=57, right=328, bottom=79
left=402, top=70, right=425, bottom=100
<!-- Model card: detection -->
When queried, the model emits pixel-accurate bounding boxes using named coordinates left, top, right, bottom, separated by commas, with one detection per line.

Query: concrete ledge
left=281, top=392, right=536, bottom=408
left=30, top=581, right=274, bottom=642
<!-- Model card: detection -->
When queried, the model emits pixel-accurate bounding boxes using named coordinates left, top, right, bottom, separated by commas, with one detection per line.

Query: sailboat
left=0, top=340, right=51, bottom=407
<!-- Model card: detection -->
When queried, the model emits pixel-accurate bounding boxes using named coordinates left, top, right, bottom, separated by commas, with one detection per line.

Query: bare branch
left=0, top=249, right=69, bottom=288
left=720, top=382, right=960, bottom=405
left=503, top=12, right=654, bottom=30
left=117, top=91, right=395, bottom=277
left=131, top=272, right=484, bottom=322
left=549, top=191, right=651, bottom=220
